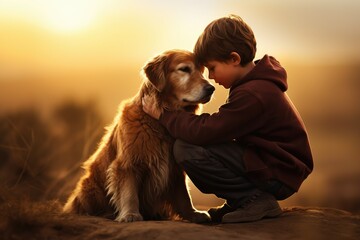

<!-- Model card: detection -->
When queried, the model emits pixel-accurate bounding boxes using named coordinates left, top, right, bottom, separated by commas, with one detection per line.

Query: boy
left=142, top=14, right=313, bottom=223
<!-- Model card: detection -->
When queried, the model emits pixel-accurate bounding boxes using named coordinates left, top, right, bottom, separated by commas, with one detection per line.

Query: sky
left=0, top=0, right=359, bottom=77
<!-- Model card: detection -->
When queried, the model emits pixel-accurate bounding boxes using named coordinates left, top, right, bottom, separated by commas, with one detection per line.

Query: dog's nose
left=204, top=85, right=215, bottom=95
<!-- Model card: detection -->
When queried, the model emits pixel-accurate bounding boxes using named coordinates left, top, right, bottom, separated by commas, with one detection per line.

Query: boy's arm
left=159, top=90, right=264, bottom=145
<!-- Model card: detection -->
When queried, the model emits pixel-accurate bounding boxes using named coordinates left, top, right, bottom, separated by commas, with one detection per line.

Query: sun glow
left=39, top=0, right=100, bottom=33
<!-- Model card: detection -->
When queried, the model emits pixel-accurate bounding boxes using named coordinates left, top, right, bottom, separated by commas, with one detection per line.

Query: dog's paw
left=186, top=211, right=211, bottom=223
left=116, top=213, right=143, bottom=223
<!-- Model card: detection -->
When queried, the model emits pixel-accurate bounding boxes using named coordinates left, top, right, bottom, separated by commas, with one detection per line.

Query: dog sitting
left=63, top=50, right=215, bottom=223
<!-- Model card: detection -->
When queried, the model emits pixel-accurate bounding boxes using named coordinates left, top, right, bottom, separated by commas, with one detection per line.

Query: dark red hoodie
left=159, top=55, right=313, bottom=191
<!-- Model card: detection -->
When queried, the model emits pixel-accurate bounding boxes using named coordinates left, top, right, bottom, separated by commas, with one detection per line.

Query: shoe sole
left=222, top=208, right=282, bottom=223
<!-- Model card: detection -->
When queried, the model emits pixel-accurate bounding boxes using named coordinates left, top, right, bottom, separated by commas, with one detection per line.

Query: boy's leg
left=173, top=139, right=282, bottom=223
left=173, top=139, right=260, bottom=206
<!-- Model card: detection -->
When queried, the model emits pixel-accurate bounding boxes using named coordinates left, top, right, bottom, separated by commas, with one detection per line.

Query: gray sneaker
left=222, top=192, right=282, bottom=223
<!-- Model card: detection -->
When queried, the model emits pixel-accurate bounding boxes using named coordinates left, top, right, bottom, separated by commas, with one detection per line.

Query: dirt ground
left=1, top=200, right=359, bottom=240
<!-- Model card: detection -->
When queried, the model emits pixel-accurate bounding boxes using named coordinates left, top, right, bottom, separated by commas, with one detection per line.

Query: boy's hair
left=194, top=14, right=256, bottom=67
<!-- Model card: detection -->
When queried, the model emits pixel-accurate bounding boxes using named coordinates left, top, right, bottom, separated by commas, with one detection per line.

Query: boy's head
left=194, top=14, right=256, bottom=67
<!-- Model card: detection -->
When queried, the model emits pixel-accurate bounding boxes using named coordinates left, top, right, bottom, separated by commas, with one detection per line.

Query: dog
left=63, top=50, right=215, bottom=223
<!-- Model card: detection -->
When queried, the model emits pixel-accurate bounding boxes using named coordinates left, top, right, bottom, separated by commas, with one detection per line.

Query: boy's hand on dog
left=142, top=94, right=161, bottom=120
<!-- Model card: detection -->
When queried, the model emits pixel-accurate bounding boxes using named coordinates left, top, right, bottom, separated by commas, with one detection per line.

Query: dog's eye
left=178, top=66, right=191, bottom=73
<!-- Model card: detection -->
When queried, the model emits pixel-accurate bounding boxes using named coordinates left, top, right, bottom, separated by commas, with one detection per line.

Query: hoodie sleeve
left=159, top=89, right=264, bottom=145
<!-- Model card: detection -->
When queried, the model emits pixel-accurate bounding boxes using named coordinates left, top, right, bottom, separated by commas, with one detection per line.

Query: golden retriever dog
left=63, top=50, right=215, bottom=223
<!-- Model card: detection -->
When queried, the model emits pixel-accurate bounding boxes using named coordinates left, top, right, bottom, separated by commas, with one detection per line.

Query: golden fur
left=63, top=50, right=214, bottom=222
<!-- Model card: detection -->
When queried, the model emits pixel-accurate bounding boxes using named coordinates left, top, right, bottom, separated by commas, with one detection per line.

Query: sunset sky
left=0, top=0, right=359, bottom=75
left=1, top=0, right=359, bottom=114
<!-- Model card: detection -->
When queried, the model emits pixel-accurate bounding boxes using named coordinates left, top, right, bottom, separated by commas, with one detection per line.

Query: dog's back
left=63, top=121, right=118, bottom=217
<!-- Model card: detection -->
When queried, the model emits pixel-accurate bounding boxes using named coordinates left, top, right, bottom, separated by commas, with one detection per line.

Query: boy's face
left=204, top=59, right=240, bottom=89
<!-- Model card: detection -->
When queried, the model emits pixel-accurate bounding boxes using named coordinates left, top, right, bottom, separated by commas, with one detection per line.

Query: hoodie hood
left=233, top=55, right=288, bottom=92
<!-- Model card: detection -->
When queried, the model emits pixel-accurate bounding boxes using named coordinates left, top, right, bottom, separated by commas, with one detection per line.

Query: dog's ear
left=143, top=54, right=168, bottom=92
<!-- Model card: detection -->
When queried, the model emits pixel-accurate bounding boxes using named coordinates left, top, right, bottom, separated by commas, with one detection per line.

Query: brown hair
left=194, top=14, right=256, bottom=66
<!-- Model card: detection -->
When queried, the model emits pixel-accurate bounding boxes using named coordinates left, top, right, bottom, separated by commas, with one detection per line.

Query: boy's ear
left=229, top=52, right=241, bottom=65
left=143, top=54, right=168, bottom=92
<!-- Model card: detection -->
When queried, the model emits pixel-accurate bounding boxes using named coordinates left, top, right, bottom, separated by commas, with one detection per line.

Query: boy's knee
left=173, top=139, right=206, bottom=164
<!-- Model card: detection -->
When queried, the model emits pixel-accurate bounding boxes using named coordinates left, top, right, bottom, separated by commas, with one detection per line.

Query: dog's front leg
left=107, top=160, right=143, bottom=222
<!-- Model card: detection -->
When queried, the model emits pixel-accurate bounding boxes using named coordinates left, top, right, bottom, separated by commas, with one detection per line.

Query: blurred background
left=1, top=0, right=359, bottom=213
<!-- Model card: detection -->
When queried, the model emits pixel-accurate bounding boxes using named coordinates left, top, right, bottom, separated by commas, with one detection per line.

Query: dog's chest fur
left=115, top=98, right=175, bottom=196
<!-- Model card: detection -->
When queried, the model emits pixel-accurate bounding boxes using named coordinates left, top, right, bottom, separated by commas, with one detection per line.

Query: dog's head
left=143, top=50, right=214, bottom=111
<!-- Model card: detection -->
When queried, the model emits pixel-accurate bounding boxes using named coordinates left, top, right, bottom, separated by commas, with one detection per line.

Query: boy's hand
left=142, top=94, right=161, bottom=120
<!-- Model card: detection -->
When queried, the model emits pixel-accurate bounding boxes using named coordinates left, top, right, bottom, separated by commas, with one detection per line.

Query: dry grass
left=0, top=188, right=100, bottom=240
left=0, top=101, right=107, bottom=239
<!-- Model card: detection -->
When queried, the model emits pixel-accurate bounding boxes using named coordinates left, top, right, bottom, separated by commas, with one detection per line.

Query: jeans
left=173, top=139, right=294, bottom=206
